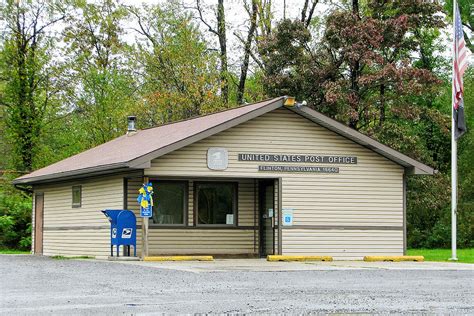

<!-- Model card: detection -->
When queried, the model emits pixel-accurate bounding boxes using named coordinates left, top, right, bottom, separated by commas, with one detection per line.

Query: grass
left=51, top=255, right=94, bottom=260
left=0, top=249, right=30, bottom=254
left=407, top=248, right=474, bottom=263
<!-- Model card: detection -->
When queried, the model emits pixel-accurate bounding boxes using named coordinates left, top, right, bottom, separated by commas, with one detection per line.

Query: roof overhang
left=12, top=163, right=135, bottom=185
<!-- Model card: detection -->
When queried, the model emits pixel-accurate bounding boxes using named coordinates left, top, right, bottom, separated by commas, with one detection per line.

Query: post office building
left=13, top=97, right=434, bottom=260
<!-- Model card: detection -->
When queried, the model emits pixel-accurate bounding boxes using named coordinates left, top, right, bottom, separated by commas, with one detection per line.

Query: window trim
left=194, top=181, right=238, bottom=227
left=149, top=180, right=188, bottom=227
left=72, top=185, right=82, bottom=208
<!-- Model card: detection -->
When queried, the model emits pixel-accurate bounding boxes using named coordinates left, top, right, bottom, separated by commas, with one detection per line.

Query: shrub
left=0, top=188, right=32, bottom=250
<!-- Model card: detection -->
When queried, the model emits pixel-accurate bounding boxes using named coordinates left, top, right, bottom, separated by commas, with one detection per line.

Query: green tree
left=63, top=0, right=138, bottom=146
left=407, top=67, right=473, bottom=248
left=196, top=0, right=229, bottom=105
left=236, top=0, right=258, bottom=105
left=260, top=0, right=444, bottom=130
left=129, top=2, right=223, bottom=126
left=0, top=0, right=65, bottom=173
left=444, top=0, right=473, bottom=51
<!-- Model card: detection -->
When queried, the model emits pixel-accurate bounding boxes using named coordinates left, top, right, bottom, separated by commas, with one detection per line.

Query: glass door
left=259, top=180, right=275, bottom=256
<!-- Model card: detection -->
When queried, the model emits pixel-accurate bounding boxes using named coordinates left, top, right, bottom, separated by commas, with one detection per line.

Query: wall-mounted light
left=284, top=96, right=296, bottom=107
left=284, top=96, right=307, bottom=108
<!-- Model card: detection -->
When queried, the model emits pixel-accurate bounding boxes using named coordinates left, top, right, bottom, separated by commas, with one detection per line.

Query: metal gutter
left=12, top=164, right=132, bottom=185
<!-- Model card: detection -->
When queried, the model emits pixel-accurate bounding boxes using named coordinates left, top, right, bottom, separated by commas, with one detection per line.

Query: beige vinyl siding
left=145, top=108, right=404, bottom=258
left=33, top=175, right=124, bottom=258
left=126, top=176, right=143, bottom=254
left=42, top=229, right=110, bottom=257
left=126, top=177, right=259, bottom=256
left=282, top=229, right=404, bottom=260
left=127, top=177, right=143, bottom=227
left=146, top=229, right=255, bottom=255
left=237, top=179, right=255, bottom=226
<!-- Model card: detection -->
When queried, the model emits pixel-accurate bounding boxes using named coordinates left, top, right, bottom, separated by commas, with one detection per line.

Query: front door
left=34, top=194, right=44, bottom=255
left=259, top=180, right=275, bottom=257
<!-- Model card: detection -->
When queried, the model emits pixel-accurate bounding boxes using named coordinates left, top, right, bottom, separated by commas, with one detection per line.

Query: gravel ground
left=1, top=255, right=473, bottom=315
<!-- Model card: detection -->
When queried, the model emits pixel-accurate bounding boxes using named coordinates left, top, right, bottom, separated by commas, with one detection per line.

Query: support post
left=141, top=176, right=149, bottom=260
left=450, top=113, right=458, bottom=261
left=450, top=0, right=458, bottom=261
left=141, top=217, right=149, bottom=259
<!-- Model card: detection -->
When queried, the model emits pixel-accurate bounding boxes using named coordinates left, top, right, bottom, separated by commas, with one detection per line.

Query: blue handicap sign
left=282, top=208, right=294, bottom=226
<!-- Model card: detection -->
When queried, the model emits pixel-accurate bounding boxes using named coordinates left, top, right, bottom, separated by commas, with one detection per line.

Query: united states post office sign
left=207, top=147, right=228, bottom=170
left=238, top=153, right=357, bottom=164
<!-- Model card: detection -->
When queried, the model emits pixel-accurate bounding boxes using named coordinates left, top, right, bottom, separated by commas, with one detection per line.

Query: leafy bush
left=407, top=173, right=473, bottom=249
left=0, top=187, right=32, bottom=250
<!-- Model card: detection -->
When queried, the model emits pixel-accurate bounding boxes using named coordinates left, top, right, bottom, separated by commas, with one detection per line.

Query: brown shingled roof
left=13, top=97, right=285, bottom=184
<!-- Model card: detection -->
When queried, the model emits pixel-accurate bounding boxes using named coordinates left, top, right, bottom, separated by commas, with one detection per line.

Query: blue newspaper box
left=102, top=209, right=137, bottom=257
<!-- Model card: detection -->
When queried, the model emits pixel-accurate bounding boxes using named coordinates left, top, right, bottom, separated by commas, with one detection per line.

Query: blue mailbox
left=102, top=209, right=137, bottom=257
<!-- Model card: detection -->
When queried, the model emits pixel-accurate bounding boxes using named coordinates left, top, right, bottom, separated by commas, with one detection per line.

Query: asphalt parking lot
left=1, top=255, right=473, bottom=315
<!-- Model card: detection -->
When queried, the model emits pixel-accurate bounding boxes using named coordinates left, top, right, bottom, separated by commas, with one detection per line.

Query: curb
left=363, top=256, right=424, bottom=262
left=267, top=255, right=333, bottom=262
left=143, top=256, right=214, bottom=262
left=108, top=256, right=140, bottom=261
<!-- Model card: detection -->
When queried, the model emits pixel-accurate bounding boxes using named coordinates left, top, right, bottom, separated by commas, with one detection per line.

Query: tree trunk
left=352, top=0, right=359, bottom=17
left=348, top=0, right=360, bottom=130
left=14, top=7, right=35, bottom=172
left=301, top=0, right=318, bottom=28
left=237, top=0, right=258, bottom=105
left=217, top=0, right=228, bottom=105
left=379, top=83, right=385, bottom=127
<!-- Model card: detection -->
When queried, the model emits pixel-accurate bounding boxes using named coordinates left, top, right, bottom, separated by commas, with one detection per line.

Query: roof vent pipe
left=127, top=116, right=137, bottom=134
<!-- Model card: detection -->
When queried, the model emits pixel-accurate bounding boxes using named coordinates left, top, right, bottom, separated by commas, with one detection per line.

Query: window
left=196, top=182, right=236, bottom=225
left=151, top=181, right=187, bottom=225
left=72, top=186, right=82, bottom=208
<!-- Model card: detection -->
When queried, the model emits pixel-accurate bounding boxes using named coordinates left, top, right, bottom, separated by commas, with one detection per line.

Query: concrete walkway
left=114, top=258, right=474, bottom=273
